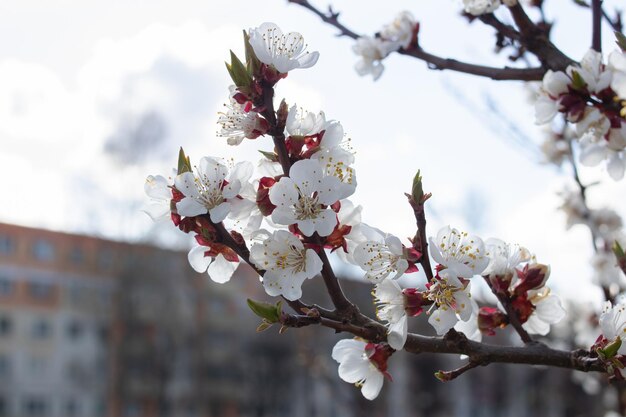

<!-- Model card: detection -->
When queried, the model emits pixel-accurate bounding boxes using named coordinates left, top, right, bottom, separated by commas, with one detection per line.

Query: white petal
left=428, top=308, right=457, bottom=335
left=312, top=210, right=337, bottom=237
left=199, top=156, right=228, bottom=184
left=332, top=339, right=367, bottom=363
left=579, top=143, right=607, bottom=167
left=269, top=177, right=298, bottom=207
left=607, top=153, right=625, bottom=180
left=142, top=203, right=170, bottom=221
left=305, top=249, right=323, bottom=277
left=360, top=370, right=384, bottom=400
left=145, top=175, right=171, bottom=200
left=209, top=202, right=231, bottom=223
left=290, top=159, right=324, bottom=196
left=296, top=51, right=320, bottom=69
left=387, top=315, right=408, bottom=350
left=188, top=245, right=212, bottom=273
left=534, top=294, right=566, bottom=324
left=338, top=357, right=370, bottom=384
left=207, top=253, right=238, bottom=283
left=174, top=172, right=201, bottom=199
left=176, top=197, right=207, bottom=217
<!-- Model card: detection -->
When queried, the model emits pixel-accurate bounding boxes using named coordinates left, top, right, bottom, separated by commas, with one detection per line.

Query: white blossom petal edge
left=250, top=230, right=323, bottom=300
left=332, top=339, right=385, bottom=400
left=374, top=278, right=408, bottom=350
left=248, top=22, right=320, bottom=73
left=187, top=245, right=238, bottom=284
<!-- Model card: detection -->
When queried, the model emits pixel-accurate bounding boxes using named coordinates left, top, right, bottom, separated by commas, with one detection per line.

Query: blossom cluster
left=535, top=49, right=626, bottom=180
left=352, top=12, right=418, bottom=80
left=143, top=21, right=568, bottom=403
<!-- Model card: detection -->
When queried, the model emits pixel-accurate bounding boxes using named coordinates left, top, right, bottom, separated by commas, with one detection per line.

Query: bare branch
left=288, top=0, right=547, bottom=81
left=592, top=0, right=604, bottom=52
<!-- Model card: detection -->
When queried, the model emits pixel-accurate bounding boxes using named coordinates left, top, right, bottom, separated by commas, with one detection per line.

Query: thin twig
left=288, top=0, right=548, bottom=81
left=592, top=0, right=604, bottom=52
left=482, top=276, right=533, bottom=344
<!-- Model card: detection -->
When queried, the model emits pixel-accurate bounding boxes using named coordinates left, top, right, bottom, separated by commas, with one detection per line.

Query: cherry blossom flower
left=175, top=157, right=254, bottom=223
left=249, top=230, right=323, bottom=300
left=352, top=36, right=390, bottom=81
left=463, top=0, right=501, bottom=16
left=269, top=159, right=342, bottom=236
left=353, top=232, right=409, bottom=283
left=534, top=70, right=570, bottom=124
left=248, top=23, right=319, bottom=73
left=331, top=339, right=392, bottom=400
left=425, top=270, right=475, bottom=335
left=539, top=126, right=573, bottom=166
left=591, top=251, right=625, bottom=288
left=373, top=279, right=408, bottom=350
left=521, top=287, right=566, bottom=335
left=599, top=301, right=626, bottom=355
left=569, top=49, right=613, bottom=95
left=187, top=242, right=239, bottom=284
left=483, top=238, right=531, bottom=285
left=609, top=49, right=626, bottom=99
left=429, top=226, right=489, bottom=278
left=379, top=11, right=416, bottom=50
left=143, top=174, right=173, bottom=221
left=286, top=105, right=326, bottom=137
left=217, top=94, right=269, bottom=146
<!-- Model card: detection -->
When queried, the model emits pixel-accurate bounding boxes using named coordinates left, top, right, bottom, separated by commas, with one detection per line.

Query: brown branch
left=401, top=48, right=545, bottom=81
left=592, top=0, right=604, bottom=52
left=283, top=307, right=604, bottom=375
left=436, top=360, right=482, bottom=381
left=288, top=0, right=547, bottom=81
left=314, top=236, right=357, bottom=314
left=404, top=329, right=603, bottom=373
left=507, top=3, right=575, bottom=69
left=482, top=276, right=533, bottom=344
left=406, top=193, right=434, bottom=280
left=259, top=84, right=291, bottom=176
left=478, top=13, right=523, bottom=41
left=573, top=1, right=623, bottom=34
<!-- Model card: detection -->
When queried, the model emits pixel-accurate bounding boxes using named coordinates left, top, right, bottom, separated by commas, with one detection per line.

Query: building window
left=66, top=321, right=83, bottom=340
left=0, top=235, right=15, bottom=255
left=68, top=246, right=84, bottom=264
left=0, top=355, right=10, bottom=377
left=32, top=319, right=51, bottom=340
left=97, top=249, right=114, bottom=270
left=32, top=239, right=55, bottom=262
left=0, top=277, right=13, bottom=297
left=0, top=396, right=7, bottom=417
left=22, top=397, right=47, bottom=417
left=0, top=316, right=12, bottom=337
left=64, top=399, right=79, bottom=417
left=28, top=282, right=54, bottom=301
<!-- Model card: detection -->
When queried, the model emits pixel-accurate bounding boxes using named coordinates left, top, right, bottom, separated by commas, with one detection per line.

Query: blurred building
left=0, top=222, right=608, bottom=417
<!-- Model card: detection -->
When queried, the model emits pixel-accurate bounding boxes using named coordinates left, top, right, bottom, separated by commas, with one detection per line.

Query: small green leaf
left=600, top=338, right=623, bottom=359
left=229, top=50, right=252, bottom=88
left=244, top=30, right=261, bottom=76
left=570, top=70, right=587, bottom=90
left=177, top=147, right=192, bottom=174
left=256, top=321, right=273, bottom=332
left=615, top=31, right=626, bottom=52
left=615, top=241, right=625, bottom=259
left=434, top=371, right=450, bottom=382
left=259, top=150, right=279, bottom=162
left=411, top=170, right=424, bottom=203
left=247, top=298, right=282, bottom=323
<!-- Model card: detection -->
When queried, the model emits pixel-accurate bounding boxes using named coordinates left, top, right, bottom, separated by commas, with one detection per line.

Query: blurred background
left=1, top=0, right=625, bottom=416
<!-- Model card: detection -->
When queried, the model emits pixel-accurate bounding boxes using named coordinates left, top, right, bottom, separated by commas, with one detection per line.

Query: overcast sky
left=2, top=0, right=626, bottom=302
